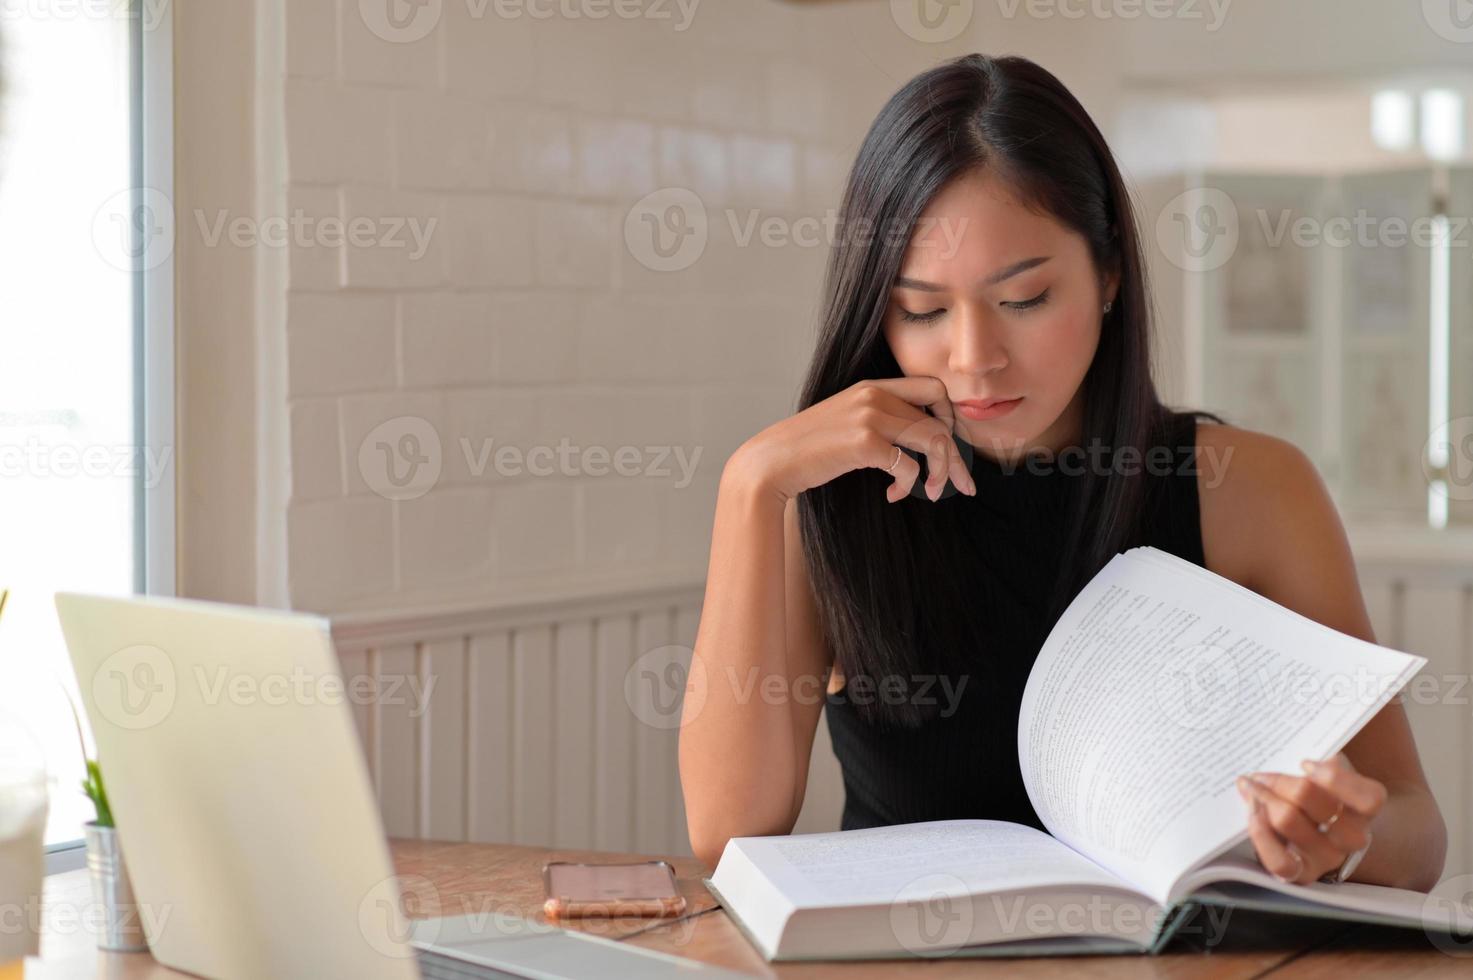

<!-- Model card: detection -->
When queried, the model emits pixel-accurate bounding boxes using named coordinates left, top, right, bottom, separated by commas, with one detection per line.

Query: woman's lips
left=956, top=397, right=1023, bottom=421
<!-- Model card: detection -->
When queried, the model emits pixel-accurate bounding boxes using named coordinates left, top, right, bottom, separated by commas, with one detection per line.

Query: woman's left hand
left=1235, top=752, right=1386, bottom=884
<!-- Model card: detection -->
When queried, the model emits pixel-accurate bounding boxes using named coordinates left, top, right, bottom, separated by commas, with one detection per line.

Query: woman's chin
left=958, top=420, right=1031, bottom=453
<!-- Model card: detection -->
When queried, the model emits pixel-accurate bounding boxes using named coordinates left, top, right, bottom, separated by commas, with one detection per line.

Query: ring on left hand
left=1316, top=801, right=1344, bottom=834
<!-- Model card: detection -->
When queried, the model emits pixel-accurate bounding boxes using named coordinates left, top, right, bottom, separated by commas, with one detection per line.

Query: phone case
left=541, top=860, right=688, bottom=919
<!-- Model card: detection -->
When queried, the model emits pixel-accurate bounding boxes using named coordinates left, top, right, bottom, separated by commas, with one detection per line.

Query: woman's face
left=882, top=167, right=1117, bottom=464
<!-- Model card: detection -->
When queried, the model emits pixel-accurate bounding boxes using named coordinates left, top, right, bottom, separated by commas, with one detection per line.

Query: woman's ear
left=1102, top=265, right=1121, bottom=310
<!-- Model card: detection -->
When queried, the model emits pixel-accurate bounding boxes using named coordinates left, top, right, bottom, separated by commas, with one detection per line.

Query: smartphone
left=541, top=860, right=687, bottom=919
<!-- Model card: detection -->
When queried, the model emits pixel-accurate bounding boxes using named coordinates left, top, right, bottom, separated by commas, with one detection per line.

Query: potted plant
left=68, top=698, right=148, bottom=953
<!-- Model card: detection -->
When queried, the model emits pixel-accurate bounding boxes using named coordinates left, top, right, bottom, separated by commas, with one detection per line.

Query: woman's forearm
left=678, top=453, right=804, bottom=868
left=1350, top=782, right=1447, bottom=891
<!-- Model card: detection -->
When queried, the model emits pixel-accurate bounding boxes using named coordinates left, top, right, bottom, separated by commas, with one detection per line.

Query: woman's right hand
left=733, top=377, right=978, bottom=505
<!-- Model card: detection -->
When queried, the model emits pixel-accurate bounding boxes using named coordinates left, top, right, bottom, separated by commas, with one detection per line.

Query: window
left=1370, top=90, right=1414, bottom=152
left=0, top=0, right=173, bottom=865
left=1419, top=89, right=1465, bottom=163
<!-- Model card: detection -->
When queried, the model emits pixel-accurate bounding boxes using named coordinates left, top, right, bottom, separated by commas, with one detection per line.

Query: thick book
left=703, top=545, right=1469, bottom=960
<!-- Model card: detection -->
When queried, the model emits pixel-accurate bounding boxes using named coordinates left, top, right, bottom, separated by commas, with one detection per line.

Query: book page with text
left=729, top=820, right=1146, bottom=911
left=1016, top=547, right=1425, bottom=905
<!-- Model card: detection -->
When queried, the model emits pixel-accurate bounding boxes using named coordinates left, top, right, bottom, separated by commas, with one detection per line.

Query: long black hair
left=796, top=53, right=1224, bottom=728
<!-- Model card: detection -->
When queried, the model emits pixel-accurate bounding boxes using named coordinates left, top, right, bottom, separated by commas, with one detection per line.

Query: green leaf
left=81, top=758, right=114, bottom=828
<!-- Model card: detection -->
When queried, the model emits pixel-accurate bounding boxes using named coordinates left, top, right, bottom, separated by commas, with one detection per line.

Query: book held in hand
left=703, top=546, right=1470, bottom=960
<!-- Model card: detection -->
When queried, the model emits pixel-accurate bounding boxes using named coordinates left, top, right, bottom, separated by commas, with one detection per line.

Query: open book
left=704, top=546, right=1468, bottom=960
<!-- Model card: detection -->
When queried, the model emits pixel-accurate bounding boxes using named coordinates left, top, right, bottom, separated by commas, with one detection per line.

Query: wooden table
left=17, top=839, right=1470, bottom=977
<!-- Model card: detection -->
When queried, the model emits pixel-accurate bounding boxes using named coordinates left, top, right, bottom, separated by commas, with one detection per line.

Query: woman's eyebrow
left=893, top=256, right=1051, bottom=292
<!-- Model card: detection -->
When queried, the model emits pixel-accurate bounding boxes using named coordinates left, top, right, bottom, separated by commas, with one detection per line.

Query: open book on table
left=704, top=546, right=1468, bottom=960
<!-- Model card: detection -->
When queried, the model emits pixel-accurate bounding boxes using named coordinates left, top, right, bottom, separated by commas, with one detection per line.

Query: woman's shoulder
left=1190, top=418, right=1339, bottom=595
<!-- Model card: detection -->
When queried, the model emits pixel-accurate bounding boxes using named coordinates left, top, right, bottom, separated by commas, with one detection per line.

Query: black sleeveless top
left=824, top=409, right=1207, bottom=832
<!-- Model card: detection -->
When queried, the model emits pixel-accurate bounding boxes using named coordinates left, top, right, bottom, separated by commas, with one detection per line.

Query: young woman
left=678, top=53, right=1446, bottom=891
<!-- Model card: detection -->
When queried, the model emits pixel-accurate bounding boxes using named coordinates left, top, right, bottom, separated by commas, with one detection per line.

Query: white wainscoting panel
left=1353, top=528, right=1473, bottom=885
left=331, top=578, right=706, bottom=857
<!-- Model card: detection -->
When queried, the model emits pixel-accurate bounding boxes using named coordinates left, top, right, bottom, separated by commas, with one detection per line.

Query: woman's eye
left=897, top=288, right=1049, bottom=323
left=1003, top=288, right=1051, bottom=312
left=898, top=307, right=946, bottom=324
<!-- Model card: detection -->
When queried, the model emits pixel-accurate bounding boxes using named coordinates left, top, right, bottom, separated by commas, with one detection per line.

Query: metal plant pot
left=83, top=822, right=149, bottom=953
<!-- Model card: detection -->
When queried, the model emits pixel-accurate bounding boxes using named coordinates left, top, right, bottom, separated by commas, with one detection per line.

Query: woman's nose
left=948, top=307, right=1009, bottom=376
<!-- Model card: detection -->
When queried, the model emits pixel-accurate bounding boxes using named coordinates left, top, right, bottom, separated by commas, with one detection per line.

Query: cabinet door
left=1197, top=173, right=1333, bottom=474
left=1337, top=169, right=1436, bottom=523
left=1442, top=167, right=1473, bottom=526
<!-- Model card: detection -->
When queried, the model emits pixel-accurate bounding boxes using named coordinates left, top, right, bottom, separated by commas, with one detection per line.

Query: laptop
left=55, top=592, right=743, bottom=980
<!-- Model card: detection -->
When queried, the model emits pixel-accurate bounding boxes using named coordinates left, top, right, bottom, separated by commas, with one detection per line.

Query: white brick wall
left=273, top=0, right=970, bottom=613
